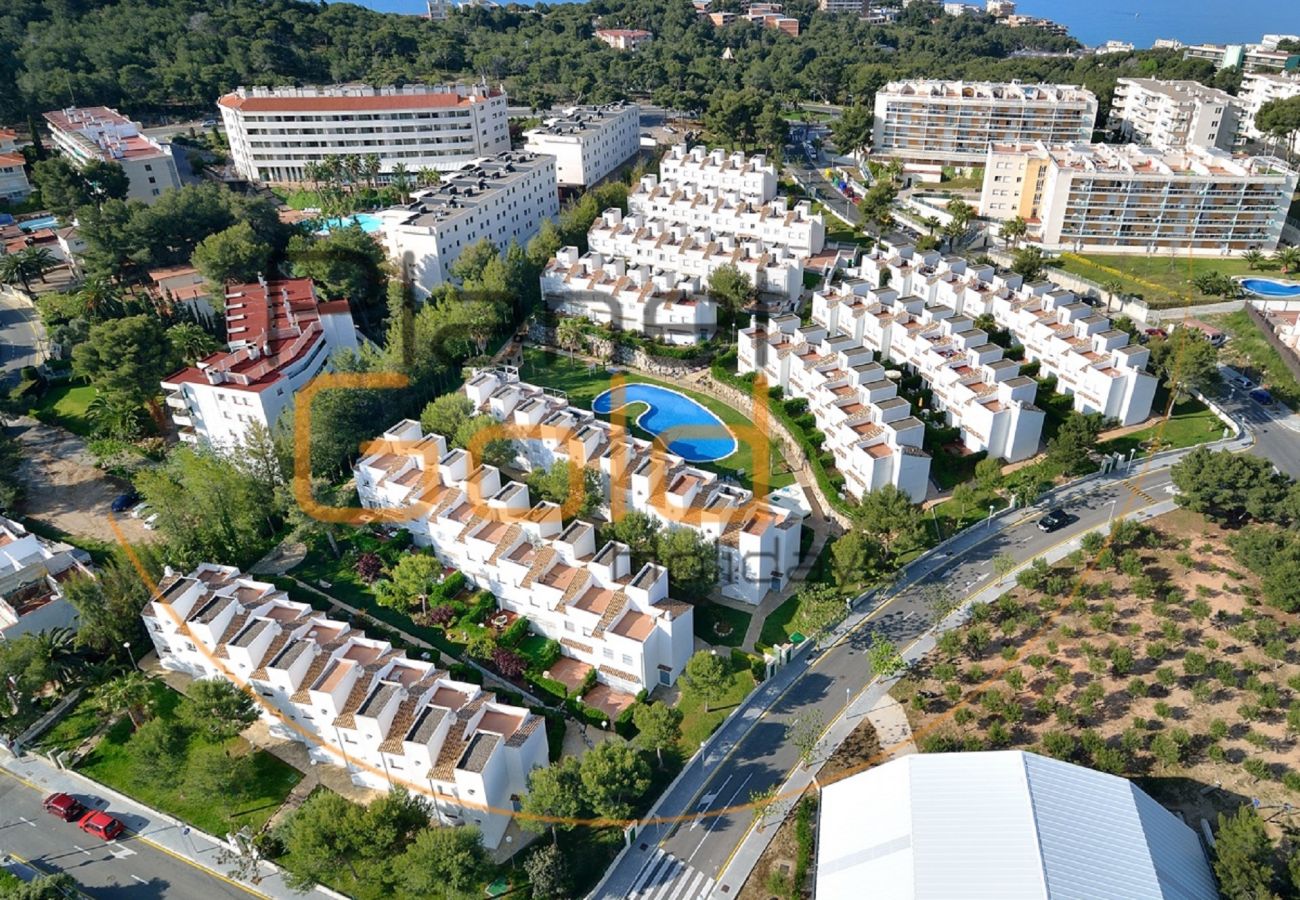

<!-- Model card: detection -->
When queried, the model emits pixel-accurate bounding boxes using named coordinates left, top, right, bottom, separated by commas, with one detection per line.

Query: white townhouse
left=980, top=141, right=1298, bottom=255
left=541, top=247, right=717, bottom=343
left=0, top=516, right=93, bottom=641
left=159, top=277, right=361, bottom=450
left=594, top=29, right=654, bottom=51
left=627, top=174, right=826, bottom=257
left=42, top=107, right=180, bottom=204
left=871, top=81, right=1098, bottom=168
left=1108, top=79, right=1241, bottom=151
left=739, top=316, right=932, bottom=502
left=658, top=145, right=778, bottom=202
left=143, top=564, right=546, bottom=849
left=858, top=240, right=1157, bottom=427
left=352, top=420, right=695, bottom=692
left=378, top=152, right=559, bottom=297
left=0, top=128, right=31, bottom=202
left=587, top=209, right=803, bottom=303
left=523, top=103, right=641, bottom=190
left=217, top=82, right=510, bottom=184
left=462, top=368, right=804, bottom=606
left=1239, top=71, right=1300, bottom=156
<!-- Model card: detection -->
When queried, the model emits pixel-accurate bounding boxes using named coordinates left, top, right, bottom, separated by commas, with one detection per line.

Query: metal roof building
left=815, top=750, right=1218, bottom=900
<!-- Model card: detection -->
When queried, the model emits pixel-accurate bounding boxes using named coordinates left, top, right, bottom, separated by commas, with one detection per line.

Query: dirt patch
left=818, top=718, right=881, bottom=784
left=737, top=788, right=808, bottom=900
left=8, top=416, right=153, bottom=545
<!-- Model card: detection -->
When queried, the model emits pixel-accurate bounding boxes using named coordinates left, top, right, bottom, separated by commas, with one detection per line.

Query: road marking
left=131, top=875, right=148, bottom=884
left=72, top=844, right=92, bottom=857
left=19, top=816, right=36, bottom=828
left=109, top=843, right=137, bottom=859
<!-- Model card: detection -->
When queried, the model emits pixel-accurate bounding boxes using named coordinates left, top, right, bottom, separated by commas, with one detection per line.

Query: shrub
left=1242, top=758, right=1272, bottom=781
left=499, top=616, right=530, bottom=648
left=491, top=648, right=527, bottom=680
left=428, top=605, right=456, bottom=628
left=355, top=552, right=383, bottom=583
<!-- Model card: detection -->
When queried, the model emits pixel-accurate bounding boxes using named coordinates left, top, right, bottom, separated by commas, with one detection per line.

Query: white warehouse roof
left=816, top=750, right=1217, bottom=900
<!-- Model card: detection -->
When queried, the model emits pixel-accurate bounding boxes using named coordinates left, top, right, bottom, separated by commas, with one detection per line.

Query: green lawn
left=1211, top=310, right=1300, bottom=409
left=692, top=601, right=752, bottom=648
left=519, top=348, right=795, bottom=490
left=27, top=382, right=97, bottom=436
left=811, top=202, right=869, bottom=246
left=1051, top=253, right=1264, bottom=309
left=676, top=651, right=756, bottom=753
left=77, top=681, right=302, bottom=836
left=1097, top=394, right=1224, bottom=456
left=34, top=699, right=104, bottom=753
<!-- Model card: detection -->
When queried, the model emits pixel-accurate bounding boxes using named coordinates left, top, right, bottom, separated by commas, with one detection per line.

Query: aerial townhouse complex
left=856, top=238, right=1156, bottom=425
left=738, top=317, right=932, bottom=502
left=159, top=276, right=361, bottom=449
left=1240, top=71, right=1300, bottom=156
left=143, top=564, right=547, bottom=848
left=43, top=107, right=180, bottom=203
left=0, top=128, right=31, bottom=201
left=378, top=152, right=559, bottom=296
left=658, top=144, right=778, bottom=201
left=1108, top=79, right=1241, bottom=150
left=353, top=420, right=695, bottom=694
left=871, top=81, right=1098, bottom=169
left=1, top=515, right=93, bottom=640
left=980, top=141, right=1298, bottom=255
left=522, top=102, right=641, bottom=190
left=217, top=82, right=510, bottom=184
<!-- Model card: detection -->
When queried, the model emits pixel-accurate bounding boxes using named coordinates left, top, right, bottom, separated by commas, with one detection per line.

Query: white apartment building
left=980, top=141, right=1298, bottom=255
left=1109, top=79, right=1241, bottom=150
left=1184, top=41, right=1300, bottom=73
left=354, top=421, right=695, bottom=693
left=857, top=238, right=1157, bottom=426
left=522, top=103, right=640, bottom=189
left=0, top=128, right=31, bottom=202
left=143, top=564, right=547, bottom=848
left=658, top=145, right=778, bottom=202
left=217, top=83, right=510, bottom=184
left=588, top=208, right=803, bottom=302
left=463, top=368, right=803, bottom=606
left=819, top=0, right=869, bottom=13
left=627, top=173, right=826, bottom=256
left=160, top=277, right=361, bottom=449
left=378, top=152, right=558, bottom=297
left=1240, top=72, right=1300, bottom=156
left=42, top=107, right=180, bottom=204
left=871, top=81, right=1098, bottom=167
left=542, top=247, right=717, bottom=343
left=594, top=29, right=653, bottom=51
left=0, top=516, right=92, bottom=641
left=739, top=316, right=932, bottom=502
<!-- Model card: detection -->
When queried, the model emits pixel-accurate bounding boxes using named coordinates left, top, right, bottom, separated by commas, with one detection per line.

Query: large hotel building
left=980, top=141, right=1297, bottom=255
left=217, top=83, right=510, bottom=184
left=871, top=81, right=1098, bottom=167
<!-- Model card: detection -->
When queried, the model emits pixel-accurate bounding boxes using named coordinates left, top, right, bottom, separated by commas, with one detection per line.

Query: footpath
left=0, top=749, right=340, bottom=900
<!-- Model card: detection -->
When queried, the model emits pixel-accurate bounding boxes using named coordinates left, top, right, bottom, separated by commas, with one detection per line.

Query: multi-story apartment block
left=1109, top=79, right=1241, bottom=150
left=143, top=563, right=547, bottom=848
left=659, top=145, right=778, bottom=202
left=628, top=173, right=826, bottom=256
left=1002, top=14, right=1067, bottom=35
left=542, top=247, right=716, bottom=343
left=985, top=0, right=1015, bottom=15
left=42, top=107, right=180, bottom=204
left=460, top=368, right=803, bottom=605
left=745, top=4, right=800, bottom=35
left=0, top=128, right=31, bottom=202
left=160, top=277, right=361, bottom=449
left=522, top=103, right=640, bottom=190
left=595, top=28, right=654, bottom=50
left=1, top=515, right=92, bottom=640
left=819, top=0, right=869, bottom=13
left=1240, top=72, right=1300, bottom=156
left=1183, top=42, right=1300, bottom=73
left=980, top=141, right=1298, bottom=255
left=855, top=239, right=1157, bottom=426
left=353, top=421, right=696, bottom=692
left=871, top=81, right=1098, bottom=167
left=739, top=316, right=932, bottom=502
left=588, top=209, right=803, bottom=302
left=217, top=83, right=510, bottom=184
left=378, top=152, right=559, bottom=296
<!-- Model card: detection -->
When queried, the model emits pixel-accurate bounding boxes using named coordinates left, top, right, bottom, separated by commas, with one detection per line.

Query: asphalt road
left=0, top=289, right=46, bottom=383
left=1211, top=371, right=1300, bottom=477
left=787, top=158, right=862, bottom=229
left=0, top=772, right=253, bottom=900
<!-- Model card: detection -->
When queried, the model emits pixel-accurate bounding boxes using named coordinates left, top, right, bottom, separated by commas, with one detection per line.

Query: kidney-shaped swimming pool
left=592, top=383, right=738, bottom=463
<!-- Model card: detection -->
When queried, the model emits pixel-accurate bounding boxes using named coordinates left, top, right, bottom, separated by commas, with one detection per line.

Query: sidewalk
left=0, top=750, right=339, bottom=900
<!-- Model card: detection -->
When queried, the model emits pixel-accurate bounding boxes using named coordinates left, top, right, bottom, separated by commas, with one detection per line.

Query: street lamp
left=122, top=641, right=136, bottom=668
left=1108, top=498, right=1118, bottom=523
left=986, top=504, right=995, bottom=529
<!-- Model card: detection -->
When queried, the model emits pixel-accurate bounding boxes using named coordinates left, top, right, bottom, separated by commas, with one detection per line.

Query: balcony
left=165, top=392, right=188, bottom=410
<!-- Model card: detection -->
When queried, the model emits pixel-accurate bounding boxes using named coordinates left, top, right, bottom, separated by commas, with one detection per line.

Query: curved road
left=0, top=289, right=45, bottom=384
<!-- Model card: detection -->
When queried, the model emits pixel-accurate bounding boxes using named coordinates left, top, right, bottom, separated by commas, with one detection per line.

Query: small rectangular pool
left=18, top=215, right=58, bottom=232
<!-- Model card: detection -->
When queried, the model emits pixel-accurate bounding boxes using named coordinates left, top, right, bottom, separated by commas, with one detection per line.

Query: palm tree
left=78, top=274, right=124, bottom=319
left=556, top=315, right=585, bottom=367
left=342, top=154, right=363, bottom=197
left=945, top=199, right=973, bottom=229
left=18, top=247, right=58, bottom=284
left=417, top=166, right=441, bottom=189
left=921, top=215, right=941, bottom=236
left=93, top=671, right=156, bottom=731
left=32, top=627, right=80, bottom=691
left=363, top=153, right=381, bottom=193
left=0, top=253, right=33, bottom=293
left=1273, top=246, right=1300, bottom=274
left=1243, top=248, right=1264, bottom=271
left=1001, top=215, right=1028, bottom=249
left=87, top=391, right=145, bottom=439
left=1101, top=279, right=1126, bottom=313
left=168, top=322, right=220, bottom=364
left=303, top=160, right=323, bottom=194
left=391, top=162, right=412, bottom=204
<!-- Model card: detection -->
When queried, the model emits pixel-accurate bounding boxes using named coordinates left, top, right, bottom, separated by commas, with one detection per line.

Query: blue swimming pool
left=18, top=215, right=58, bottom=232
left=316, top=213, right=382, bottom=234
left=1242, top=278, right=1300, bottom=298
left=592, top=383, right=737, bottom=463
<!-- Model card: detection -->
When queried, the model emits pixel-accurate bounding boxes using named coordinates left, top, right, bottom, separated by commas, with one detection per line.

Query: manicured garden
left=676, top=649, right=757, bottom=753
left=1051, top=253, right=1261, bottom=308
left=693, top=601, right=752, bottom=648
left=1097, top=394, right=1224, bottom=457
left=26, top=382, right=97, bottom=436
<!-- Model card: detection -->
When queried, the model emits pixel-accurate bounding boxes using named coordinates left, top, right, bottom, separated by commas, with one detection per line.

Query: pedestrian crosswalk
left=1122, top=478, right=1157, bottom=504
left=628, top=849, right=716, bottom=900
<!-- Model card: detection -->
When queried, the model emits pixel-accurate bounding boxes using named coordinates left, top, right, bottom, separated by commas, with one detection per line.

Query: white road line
left=18, top=816, right=36, bottom=828
left=645, top=858, right=685, bottom=900
left=131, top=875, right=148, bottom=884
left=630, top=850, right=672, bottom=899
left=71, top=844, right=91, bottom=857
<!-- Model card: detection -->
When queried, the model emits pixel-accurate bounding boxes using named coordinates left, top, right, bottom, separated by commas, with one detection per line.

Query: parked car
left=143, top=513, right=160, bottom=530
left=111, top=491, right=140, bottom=513
left=1037, top=508, right=1072, bottom=533
left=200, top=118, right=217, bottom=128
left=129, top=502, right=150, bottom=519
left=43, top=792, right=87, bottom=821
left=1249, top=388, right=1274, bottom=406
left=78, top=810, right=125, bottom=841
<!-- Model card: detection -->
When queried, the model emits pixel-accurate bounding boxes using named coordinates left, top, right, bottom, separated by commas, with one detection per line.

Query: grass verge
left=1212, top=309, right=1300, bottom=410
left=693, top=601, right=752, bottom=649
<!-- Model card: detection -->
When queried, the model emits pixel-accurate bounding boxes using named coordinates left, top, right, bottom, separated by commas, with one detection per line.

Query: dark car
left=111, top=491, right=140, bottom=513
left=42, top=792, right=86, bottom=821
left=78, top=810, right=126, bottom=841
left=1037, top=508, right=1071, bottom=533
left=1249, top=388, right=1274, bottom=406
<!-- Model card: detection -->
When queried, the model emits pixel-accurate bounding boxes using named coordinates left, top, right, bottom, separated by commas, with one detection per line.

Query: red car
left=78, top=810, right=126, bottom=841
left=42, top=792, right=86, bottom=822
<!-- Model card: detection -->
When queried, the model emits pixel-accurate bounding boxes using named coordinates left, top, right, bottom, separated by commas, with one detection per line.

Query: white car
left=143, top=513, right=160, bottom=530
